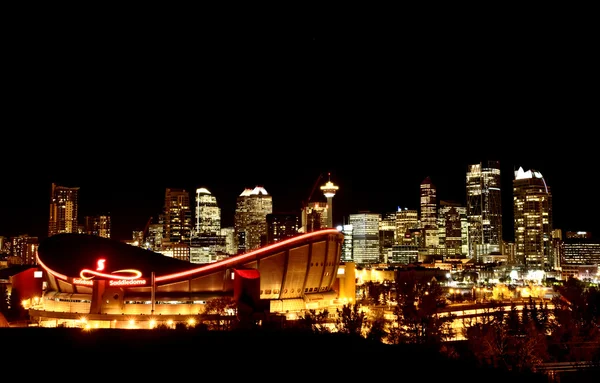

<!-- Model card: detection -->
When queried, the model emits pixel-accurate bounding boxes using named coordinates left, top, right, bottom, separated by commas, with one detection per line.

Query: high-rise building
left=234, top=186, right=273, bottom=253
left=194, top=187, right=221, bottom=236
left=349, top=212, right=381, bottom=265
left=190, top=187, right=225, bottom=264
left=302, top=202, right=327, bottom=233
left=395, top=208, right=419, bottom=244
left=513, top=167, right=553, bottom=268
left=466, top=161, right=503, bottom=261
left=11, top=235, right=38, bottom=265
left=162, top=188, right=193, bottom=248
left=420, top=177, right=438, bottom=247
left=266, top=213, right=300, bottom=244
left=83, top=215, right=111, bottom=238
left=438, top=200, right=469, bottom=257
left=48, top=183, right=80, bottom=237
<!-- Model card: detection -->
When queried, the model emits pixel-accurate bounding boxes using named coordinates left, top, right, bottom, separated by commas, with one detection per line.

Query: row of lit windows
left=260, top=286, right=329, bottom=295
left=45, top=297, right=92, bottom=303
left=124, top=300, right=207, bottom=305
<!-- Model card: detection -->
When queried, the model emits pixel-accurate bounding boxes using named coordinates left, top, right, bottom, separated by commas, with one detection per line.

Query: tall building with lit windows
left=234, top=186, right=273, bottom=253
left=466, top=161, right=503, bottom=261
left=438, top=200, right=468, bottom=257
left=395, top=208, right=418, bottom=244
left=194, top=187, right=221, bottom=236
left=420, top=177, right=438, bottom=247
left=513, top=167, right=553, bottom=268
left=162, top=188, right=193, bottom=248
left=349, top=212, right=380, bottom=265
left=190, top=187, right=225, bottom=264
left=48, top=183, right=80, bottom=237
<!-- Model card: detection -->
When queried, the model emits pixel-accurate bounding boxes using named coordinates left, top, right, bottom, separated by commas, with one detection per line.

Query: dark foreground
left=0, top=327, right=563, bottom=382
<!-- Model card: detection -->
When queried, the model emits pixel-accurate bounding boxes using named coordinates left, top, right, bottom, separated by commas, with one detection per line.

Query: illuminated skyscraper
left=513, top=167, right=553, bottom=268
left=48, top=183, right=79, bottom=237
left=420, top=177, right=438, bottom=247
left=162, top=188, right=193, bottom=248
left=194, top=187, right=221, bottom=236
left=234, top=186, right=273, bottom=253
left=349, top=212, right=381, bottom=265
left=395, top=208, right=419, bottom=244
left=466, top=161, right=503, bottom=261
left=320, top=173, right=339, bottom=228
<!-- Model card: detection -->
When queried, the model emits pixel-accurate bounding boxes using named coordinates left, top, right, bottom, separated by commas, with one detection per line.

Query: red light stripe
left=155, top=229, right=340, bottom=282
left=36, top=253, right=68, bottom=280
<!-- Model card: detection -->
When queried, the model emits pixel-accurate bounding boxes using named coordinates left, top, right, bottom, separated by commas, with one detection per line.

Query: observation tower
left=320, top=173, right=339, bottom=228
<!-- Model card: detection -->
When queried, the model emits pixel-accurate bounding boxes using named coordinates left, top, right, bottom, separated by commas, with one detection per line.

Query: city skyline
left=0, top=157, right=596, bottom=242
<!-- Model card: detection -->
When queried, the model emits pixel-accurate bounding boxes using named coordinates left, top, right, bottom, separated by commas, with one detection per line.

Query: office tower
left=340, top=224, right=354, bottom=262
left=11, top=235, right=38, bottom=265
left=320, top=173, right=339, bottom=228
left=349, top=212, right=381, bottom=265
left=395, top=208, right=419, bottom=244
left=438, top=201, right=469, bottom=257
left=420, top=176, right=438, bottom=247
left=194, top=187, right=221, bottom=236
left=162, top=188, right=193, bottom=248
left=379, top=212, right=396, bottom=262
left=190, top=187, right=225, bottom=264
left=83, top=215, right=111, bottom=238
left=234, top=186, right=273, bottom=253
left=466, top=161, right=503, bottom=261
left=48, top=183, right=80, bottom=237
left=513, top=166, right=553, bottom=268
left=266, top=213, right=300, bottom=244
left=302, top=202, right=327, bottom=233
left=218, top=227, right=236, bottom=255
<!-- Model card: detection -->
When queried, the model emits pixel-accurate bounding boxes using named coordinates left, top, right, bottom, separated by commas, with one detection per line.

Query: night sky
left=1, top=8, right=596, bottom=242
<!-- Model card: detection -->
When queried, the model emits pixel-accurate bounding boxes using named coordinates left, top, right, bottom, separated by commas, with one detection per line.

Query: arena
left=30, top=228, right=352, bottom=328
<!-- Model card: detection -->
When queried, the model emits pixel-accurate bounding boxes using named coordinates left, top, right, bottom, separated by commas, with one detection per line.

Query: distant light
left=34, top=271, right=43, bottom=278
left=336, top=225, right=343, bottom=231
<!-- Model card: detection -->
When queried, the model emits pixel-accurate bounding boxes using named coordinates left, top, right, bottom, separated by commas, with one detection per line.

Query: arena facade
left=30, top=228, right=353, bottom=328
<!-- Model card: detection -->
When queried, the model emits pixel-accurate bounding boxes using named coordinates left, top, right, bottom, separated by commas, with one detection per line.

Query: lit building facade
left=438, top=201, right=469, bottom=256
left=48, top=183, right=80, bottom=237
left=466, top=161, right=503, bottom=261
left=339, top=224, right=353, bottom=262
left=420, top=177, right=438, bottom=248
left=301, top=202, right=327, bottom=233
left=266, top=213, right=300, bottom=244
left=11, top=235, right=39, bottom=265
left=83, top=215, right=111, bottom=238
left=162, top=188, right=193, bottom=248
left=194, top=188, right=221, bottom=236
left=395, top=208, right=418, bottom=244
left=349, top=213, right=380, bottom=265
left=513, top=167, right=553, bottom=268
left=234, top=186, right=273, bottom=253
left=191, top=187, right=224, bottom=263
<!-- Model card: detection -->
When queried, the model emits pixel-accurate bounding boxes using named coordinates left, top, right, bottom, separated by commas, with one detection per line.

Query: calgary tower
left=320, top=173, right=339, bottom=228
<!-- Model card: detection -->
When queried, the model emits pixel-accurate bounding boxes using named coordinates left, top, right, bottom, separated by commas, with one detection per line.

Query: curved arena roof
left=37, top=228, right=344, bottom=292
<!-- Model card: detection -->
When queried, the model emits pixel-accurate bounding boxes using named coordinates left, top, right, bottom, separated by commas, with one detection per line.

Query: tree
left=8, top=287, right=26, bottom=321
left=389, top=272, right=456, bottom=346
left=203, top=296, right=237, bottom=330
left=336, top=303, right=366, bottom=337
left=0, top=285, right=9, bottom=317
left=297, top=309, right=331, bottom=334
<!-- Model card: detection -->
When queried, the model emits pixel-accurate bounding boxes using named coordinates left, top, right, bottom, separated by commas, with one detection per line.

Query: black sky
left=1, top=7, right=597, bottom=242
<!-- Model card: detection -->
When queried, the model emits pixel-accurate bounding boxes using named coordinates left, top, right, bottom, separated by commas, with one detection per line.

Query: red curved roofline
left=155, top=228, right=340, bottom=282
left=36, top=229, right=342, bottom=284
